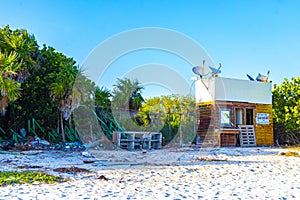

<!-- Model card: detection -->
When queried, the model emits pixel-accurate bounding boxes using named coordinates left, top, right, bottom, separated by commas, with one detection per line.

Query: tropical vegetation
left=1, top=24, right=300, bottom=147
left=0, top=25, right=196, bottom=147
left=0, top=171, right=64, bottom=186
left=273, top=77, right=300, bottom=145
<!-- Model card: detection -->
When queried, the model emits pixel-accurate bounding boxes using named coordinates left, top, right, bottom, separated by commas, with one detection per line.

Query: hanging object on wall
left=256, top=113, right=270, bottom=124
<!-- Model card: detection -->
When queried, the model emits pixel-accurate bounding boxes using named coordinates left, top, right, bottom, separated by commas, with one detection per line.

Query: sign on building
left=256, top=113, right=269, bottom=124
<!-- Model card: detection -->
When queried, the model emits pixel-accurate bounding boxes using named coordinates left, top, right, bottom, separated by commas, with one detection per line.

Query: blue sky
left=1, top=0, right=300, bottom=97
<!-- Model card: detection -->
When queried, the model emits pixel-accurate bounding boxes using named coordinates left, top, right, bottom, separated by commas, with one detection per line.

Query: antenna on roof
left=266, top=70, right=270, bottom=82
left=247, top=70, right=271, bottom=82
left=192, top=60, right=209, bottom=79
left=247, top=74, right=255, bottom=81
left=208, top=63, right=222, bottom=77
left=256, top=70, right=271, bottom=82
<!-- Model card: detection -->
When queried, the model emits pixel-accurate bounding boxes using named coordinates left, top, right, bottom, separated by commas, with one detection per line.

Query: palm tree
left=51, top=71, right=82, bottom=142
left=95, top=86, right=111, bottom=108
left=0, top=51, right=22, bottom=114
left=112, top=78, right=144, bottom=108
left=0, top=25, right=39, bottom=115
left=49, top=55, right=80, bottom=142
left=112, top=78, right=144, bottom=127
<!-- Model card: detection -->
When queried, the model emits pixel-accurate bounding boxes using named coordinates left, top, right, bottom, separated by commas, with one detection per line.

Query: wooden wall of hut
left=254, top=104, right=274, bottom=146
left=196, top=101, right=274, bottom=147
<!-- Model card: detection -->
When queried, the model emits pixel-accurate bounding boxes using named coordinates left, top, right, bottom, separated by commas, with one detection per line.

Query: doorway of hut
left=234, top=108, right=255, bottom=146
left=234, top=108, right=256, bottom=147
left=246, top=108, right=254, bottom=125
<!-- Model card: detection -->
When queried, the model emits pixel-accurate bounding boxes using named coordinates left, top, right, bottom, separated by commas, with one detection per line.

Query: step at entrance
left=238, top=125, right=256, bottom=147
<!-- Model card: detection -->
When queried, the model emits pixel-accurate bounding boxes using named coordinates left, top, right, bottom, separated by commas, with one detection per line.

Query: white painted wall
left=195, top=78, right=214, bottom=102
left=196, top=77, right=272, bottom=104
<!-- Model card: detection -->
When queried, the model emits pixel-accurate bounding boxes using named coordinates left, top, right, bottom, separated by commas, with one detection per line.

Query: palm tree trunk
left=57, top=113, right=60, bottom=138
left=60, top=111, right=65, bottom=143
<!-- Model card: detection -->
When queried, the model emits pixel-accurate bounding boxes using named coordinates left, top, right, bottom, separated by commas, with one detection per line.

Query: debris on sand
left=53, top=166, right=92, bottom=173
left=197, top=156, right=228, bottom=162
left=279, top=151, right=299, bottom=157
left=97, top=175, right=108, bottom=181
left=17, top=165, right=42, bottom=169
left=20, top=150, right=42, bottom=155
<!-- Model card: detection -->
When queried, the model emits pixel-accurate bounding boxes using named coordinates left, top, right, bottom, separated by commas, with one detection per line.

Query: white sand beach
left=0, top=147, right=300, bottom=200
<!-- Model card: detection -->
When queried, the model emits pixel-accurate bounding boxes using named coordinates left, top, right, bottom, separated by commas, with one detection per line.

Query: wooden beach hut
left=195, top=76, right=273, bottom=147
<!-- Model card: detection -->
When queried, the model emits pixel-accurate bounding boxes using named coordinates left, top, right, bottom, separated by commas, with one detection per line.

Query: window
left=235, top=108, right=243, bottom=125
left=220, top=109, right=231, bottom=126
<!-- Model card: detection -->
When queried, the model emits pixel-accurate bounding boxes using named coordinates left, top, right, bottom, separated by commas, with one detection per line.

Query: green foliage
left=0, top=25, right=39, bottom=76
left=92, top=78, right=196, bottom=145
left=112, top=78, right=144, bottom=109
left=111, top=78, right=145, bottom=128
left=95, top=87, right=111, bottom=108
left=94, top=87, right=122, bottom=140
left=273, top=77, right=300, bottom=144
left=0, top=25, right=81, bottom=143
left=0, top=171, right=64, bottom=186
left=0, top=25, right=40, bottom=137
left=113, top=92, right=196, bottom=144
left=0, top=25, right=39, bottom=111
left=44, top=46, right=79, bottom=142
left=141, top=95, right=196, bottom=144
left=0, top=25, right=197, bottom=147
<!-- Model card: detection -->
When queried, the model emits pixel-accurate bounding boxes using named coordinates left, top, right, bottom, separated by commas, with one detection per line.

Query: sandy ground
left=0, top=146, right=300, bottom=200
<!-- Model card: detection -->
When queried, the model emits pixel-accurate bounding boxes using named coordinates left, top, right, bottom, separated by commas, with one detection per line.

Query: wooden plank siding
left=196, top=103, right=219, bottom=146
left=254, top=104, right=274, bottom=146
left=197, top=101, right=274, bottom=147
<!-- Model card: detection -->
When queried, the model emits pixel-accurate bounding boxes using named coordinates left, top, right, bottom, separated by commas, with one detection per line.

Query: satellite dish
left=208, top=64, right=221, bottom=77
left=192, top=60, right=222, bottom=79
left=208, top=66, right=221, bottom=74
left=192, top=66, right=209, bottom=77
left=256, top=70, right=271, bottom=82
left=247, top=74, right=255, bottom=81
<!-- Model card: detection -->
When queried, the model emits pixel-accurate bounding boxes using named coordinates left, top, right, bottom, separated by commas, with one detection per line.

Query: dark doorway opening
left=246, top=109, right=254, bottom=125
